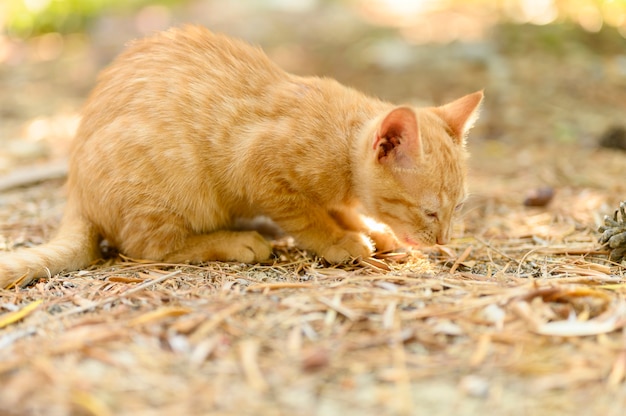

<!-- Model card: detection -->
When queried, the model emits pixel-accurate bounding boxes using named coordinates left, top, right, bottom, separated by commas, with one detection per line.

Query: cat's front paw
left=320, top=232, right=373, bottom=263
left=369, top=229, right=400, bottom=253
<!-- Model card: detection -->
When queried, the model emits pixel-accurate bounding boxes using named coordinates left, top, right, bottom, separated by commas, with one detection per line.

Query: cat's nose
left=437, top=226, right=451, bottom=245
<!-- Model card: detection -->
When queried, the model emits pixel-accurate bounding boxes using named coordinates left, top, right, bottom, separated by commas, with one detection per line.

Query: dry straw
left=1, top=182, right=625, bottom=415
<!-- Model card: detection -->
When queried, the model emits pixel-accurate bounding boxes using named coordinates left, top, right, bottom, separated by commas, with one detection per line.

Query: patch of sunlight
left=23, top=0, right=51, bottom=13
left=509, top=0, right=559, bottom=25
left=352, top=0, right=626, bottom=40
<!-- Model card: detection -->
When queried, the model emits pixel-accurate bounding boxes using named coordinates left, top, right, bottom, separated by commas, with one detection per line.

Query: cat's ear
left=373, top=107, right=420, bottom=169
left=435, top=90, right=483, bottom=145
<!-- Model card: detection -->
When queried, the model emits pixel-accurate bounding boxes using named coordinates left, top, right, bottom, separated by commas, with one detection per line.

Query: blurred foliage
left=2, top=0, right=183, bottom=37
left=2, top=0, right=626, bottom=40
left=496, top=22, right=626, bottom=55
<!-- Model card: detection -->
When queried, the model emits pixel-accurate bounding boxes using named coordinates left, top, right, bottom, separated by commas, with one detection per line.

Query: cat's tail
left=0, top=200, right=100, bottom=288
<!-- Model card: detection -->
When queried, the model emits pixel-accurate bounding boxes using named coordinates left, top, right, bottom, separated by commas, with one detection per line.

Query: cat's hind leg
left=116, top=213, right=271, bottom=264
left=163, top=230, right=272, bottom=263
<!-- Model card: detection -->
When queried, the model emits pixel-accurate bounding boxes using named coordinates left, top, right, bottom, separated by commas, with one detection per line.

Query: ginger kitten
left=0, top=26, right=483, bottom=288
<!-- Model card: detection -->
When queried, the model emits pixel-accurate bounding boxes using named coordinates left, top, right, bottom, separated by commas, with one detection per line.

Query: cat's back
left=71, top=26, right=288, bottom=179
left=118, top=25, right=282, bottom=82
left=78, top=26, right=284, bottom=134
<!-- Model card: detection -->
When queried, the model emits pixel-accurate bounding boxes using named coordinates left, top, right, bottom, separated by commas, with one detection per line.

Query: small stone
left=459, top=375, right=490, bottom=398
left=524, top=187, right=554, bottom=207
left=301, top=348, right=330, bottom=372
left=598, top=126, right=626, bottom=151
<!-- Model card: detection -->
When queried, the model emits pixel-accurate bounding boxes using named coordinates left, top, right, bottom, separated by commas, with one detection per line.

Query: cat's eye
left=425, top=210, right=438, bottom=219
left=454, top=203, right=464, bottom=212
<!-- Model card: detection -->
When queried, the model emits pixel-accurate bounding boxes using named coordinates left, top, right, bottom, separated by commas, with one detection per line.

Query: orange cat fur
left=0, top=26, right=483, bottom=288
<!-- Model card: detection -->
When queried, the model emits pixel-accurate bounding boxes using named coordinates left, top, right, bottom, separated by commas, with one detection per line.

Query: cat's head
left=359, top=91, right=483, bottom=247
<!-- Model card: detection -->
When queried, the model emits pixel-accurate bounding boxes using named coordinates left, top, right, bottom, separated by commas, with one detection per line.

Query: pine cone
left=598, top=201, right=626, bottom=262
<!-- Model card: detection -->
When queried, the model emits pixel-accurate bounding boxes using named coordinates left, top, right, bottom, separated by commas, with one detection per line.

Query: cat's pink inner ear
left=374, top=107, right=419, bottom=166
left=437, top=90, right=484, bottom=144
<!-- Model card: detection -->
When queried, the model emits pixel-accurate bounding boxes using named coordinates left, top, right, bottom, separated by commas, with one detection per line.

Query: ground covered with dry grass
left=1, top=2, right=626, bottom=415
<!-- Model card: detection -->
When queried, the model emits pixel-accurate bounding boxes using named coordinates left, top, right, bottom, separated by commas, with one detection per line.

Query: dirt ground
left=1, top=1, right=626, bottom=415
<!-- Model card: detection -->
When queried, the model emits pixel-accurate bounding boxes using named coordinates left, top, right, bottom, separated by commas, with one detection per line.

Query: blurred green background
left=2, top=0, right=175, bottom=36
left=3, top=0, right=626, bottom=38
